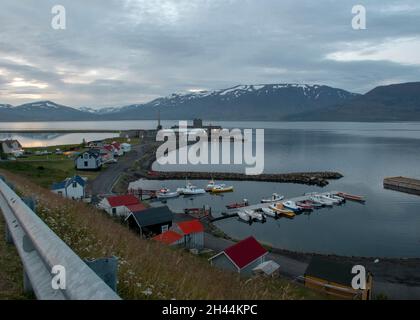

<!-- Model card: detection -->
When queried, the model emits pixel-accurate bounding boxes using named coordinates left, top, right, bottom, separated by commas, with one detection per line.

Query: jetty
left=384, top=176, right=420, bottom=196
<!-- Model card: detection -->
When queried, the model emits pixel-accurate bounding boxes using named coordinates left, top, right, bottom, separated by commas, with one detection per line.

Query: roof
left=219, top=237, right=267, bottom=269
left=252, top=260, right=280, bottom=275
left=51, top=175, right=86, bottom=190
left=103, top=145, right=114, bottom=152
left=128, top=206, right=173, bottom=227
left=126, top=203, right=147, bottom=213
left=80, top=150, right=100, bottom=158
left=153, top=230, right=183, bottom=245
left=177, top=220, right=204, bottom=235
left=107, top=195, right=139, bottom=207
left=112, top=142, right=121, bottom=149
left=305, top=256, right=357, bottom=287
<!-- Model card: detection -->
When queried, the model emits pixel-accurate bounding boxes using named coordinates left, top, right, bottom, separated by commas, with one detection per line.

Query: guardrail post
left=5, top=224, right=13, bottom=244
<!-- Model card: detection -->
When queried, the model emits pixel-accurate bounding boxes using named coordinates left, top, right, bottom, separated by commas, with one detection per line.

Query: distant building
left=51, top=175, right=87, bottom=200
left=75, top=150, right=102, bottom=170
left=125, top=206, right=173, bottom=237
left=209, top=237, right=267, bottom=276
left=153, top=219, right=205, bottom=249
left=99, top=195, right=141, bottom=217
left=252, top=260, right=280, bottom=278
left=0, top=139, right=24, bottom=157
left=304, top=256, right=373, bottom=300
left=121, top=143, right=131, bottom=153
left=111, top=142, right=124, bottom=156
left=88, top=140, right=105, bottom=148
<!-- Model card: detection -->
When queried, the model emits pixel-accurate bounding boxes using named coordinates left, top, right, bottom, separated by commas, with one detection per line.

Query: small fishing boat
left=210, top=184, right=234, bottom=193
left=309, top=196, right=334, bottom=206
left=156, top=187, right=179, bottom=199
left=282, top=200, right=302, bottom=212
left=320, top=194, right=341, bottom=204
left=177, top=183, right=206, bottom=195
left=244, top=210, right=265, bottom=222
left=298, top=199, right=323, bottom=209
left=337, top=192, right=366, bottom=203
left=261, top=193, right=284, bottom=203
left=325, top=193, right=345, bottom=203
left=269, top=203, right=296, bottom=218
left=261, top=207, right=278, bottom=218
left=226, top=199, right=249, bottom=209
left=295, top=201, right=314, bottom=211
left=238, top=211, right=251, bottom=223
left=205, top=179, right=219, bottom=192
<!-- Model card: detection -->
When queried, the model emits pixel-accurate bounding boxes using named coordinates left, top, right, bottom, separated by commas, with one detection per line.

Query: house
left=209, top=236, right=268, bottom=276
left=125, top=206, right=173, bottom=237
left=0, top=139, right=24, bottom=157
left=99, top=195, right=141, bottom=217
left=111, top=142, right=124, bottom=156
left=51, top=175, right=87, bottom=200
left=304, top=256, right=373, bottom=300
left=153, top=219, right=204, bottom=249
left=97, top=145, right=115, bottom=163
left=121, top=143, right=131, bottom=153
left=75, top=150, right=102, bottom=170
left=88, top=140, right=105, bottom=148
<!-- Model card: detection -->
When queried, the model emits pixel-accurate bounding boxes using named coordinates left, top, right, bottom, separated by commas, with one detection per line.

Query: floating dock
left=384, top=177, right=420, bottom=196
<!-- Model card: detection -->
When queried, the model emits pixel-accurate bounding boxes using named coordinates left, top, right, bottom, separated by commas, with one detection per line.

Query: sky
left=0, top=0, right=419, bottom=108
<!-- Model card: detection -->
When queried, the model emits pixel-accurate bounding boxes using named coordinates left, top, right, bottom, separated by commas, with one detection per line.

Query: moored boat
left=337, top=192, right=366, bottom=203
left=226, top=199, right=249, bottom=209
left=309, top=195, right=334, bottom=206
left=156, top=187, right=179, bottom=199
left=177, top=183, right=206, bottom=195
left=210, top=184, right=234, bottom=193
left=282, top=200, right=303, bottom=212
left=244, top=209, right=265, bottom=222
left=295, top=201, right=314, bottom=211
left=261, top=193, right=284, bottom=203
left=269, top=203, right=296, bottom=218
left=238, top=210, right=251, bottom=222
left=261, top=207, right=278, bottom=218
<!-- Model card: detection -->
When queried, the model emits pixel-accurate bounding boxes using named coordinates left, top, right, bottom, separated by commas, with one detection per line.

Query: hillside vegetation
left=0, top=169, right=322, bottom=300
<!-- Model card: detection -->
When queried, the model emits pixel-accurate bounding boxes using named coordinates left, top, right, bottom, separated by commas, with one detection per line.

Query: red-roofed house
left=152, top=220, right=204, bottom=249
left=99, top=195, right=140, bottom=217
left=209, top=237, right=268, bottom=275
left=152, top=230, right=183, bottom=246
left=126, top=203, right=147, bottom=214
left=111, top=142, right=124, bottom=156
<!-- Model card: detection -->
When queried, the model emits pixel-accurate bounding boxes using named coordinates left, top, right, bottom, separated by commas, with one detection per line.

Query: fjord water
left=2, top=120, right=420, bottom=257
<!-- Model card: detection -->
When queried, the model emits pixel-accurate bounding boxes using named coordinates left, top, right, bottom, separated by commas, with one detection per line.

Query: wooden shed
left=125, top=206, right=173, bottom=237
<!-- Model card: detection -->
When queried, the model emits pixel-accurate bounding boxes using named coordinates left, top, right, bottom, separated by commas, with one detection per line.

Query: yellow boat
left=210, top=185, right=234, bottom=193
left=269, top=203, right=296, bottom=218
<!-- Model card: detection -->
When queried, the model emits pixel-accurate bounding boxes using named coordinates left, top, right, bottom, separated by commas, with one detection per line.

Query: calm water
left=2, top=120, right=420, bottom=257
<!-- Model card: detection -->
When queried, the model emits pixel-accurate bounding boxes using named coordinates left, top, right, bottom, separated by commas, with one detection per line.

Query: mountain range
left=1, top=82, right=419, bottom=122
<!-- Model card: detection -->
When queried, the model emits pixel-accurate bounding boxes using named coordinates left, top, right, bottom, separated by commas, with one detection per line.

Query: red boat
left=296, top=201, right=314, bottom=211
left=337, top=192, right=365, bottom=203
left=226, top=200, right=249, bottom=209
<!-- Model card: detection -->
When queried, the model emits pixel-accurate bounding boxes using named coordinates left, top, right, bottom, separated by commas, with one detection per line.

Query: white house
left=121, top=143, right=132, bottom=153
left=51, top=176, right=87, bottom=200
left=75, top=150, right=102, bottom=170
left=0, top=140, right=24, bottom=157
left=98, top=195, right=141, bottom=217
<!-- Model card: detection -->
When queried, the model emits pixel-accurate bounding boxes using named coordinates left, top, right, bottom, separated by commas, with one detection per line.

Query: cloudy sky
left=0, top=0, right=419, bottom=108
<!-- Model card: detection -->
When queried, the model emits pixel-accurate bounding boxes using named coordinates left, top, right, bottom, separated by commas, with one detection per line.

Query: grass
left=0, top=169, right=323, bottom=300
left=0, top=215, right=29, bottom=300
left=0, top=160, right=99, bottom=189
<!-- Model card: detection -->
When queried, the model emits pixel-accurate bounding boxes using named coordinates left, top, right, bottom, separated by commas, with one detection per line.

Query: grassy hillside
left=0, top=169, right=322, bottom=300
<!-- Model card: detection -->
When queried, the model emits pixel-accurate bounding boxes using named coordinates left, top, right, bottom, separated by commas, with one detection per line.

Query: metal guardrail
left=0, top=177, right=121, bottom=300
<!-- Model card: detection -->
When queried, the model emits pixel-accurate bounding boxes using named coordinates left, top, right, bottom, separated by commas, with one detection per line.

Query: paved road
left=204, top=233, right=420, bottom=300
left=88, top=144, right=145, bottom=195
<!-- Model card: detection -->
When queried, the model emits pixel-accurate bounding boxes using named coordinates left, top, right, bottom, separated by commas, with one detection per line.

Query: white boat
left=156, top=188, right=179, bottom=199
left=205, top=179, right=219, bottom=191
left=261, top=207, right=277, bottom=218
left=325, top=193, right=345, bottom=203
left=282, top=201, right=302, bottom=212
left=244, top=210, right=265, bottom=222
left=177, top=183, right=206, bottom=195
left=310, top=196, right=334, bottom=206
left=238, top=211, right=251, bottom=222
left=261, top=193, right=284, bottom=203
left=320, top=194, right=341, bottom=204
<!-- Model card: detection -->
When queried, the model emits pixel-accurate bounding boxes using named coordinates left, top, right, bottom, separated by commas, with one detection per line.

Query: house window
left=73, top=182, right=77, bottom=188
left=84, top=161, right=88, bottom=167
left=161, top=225, right=169, bottom=233
left=112, top=208, right=117, bottom=215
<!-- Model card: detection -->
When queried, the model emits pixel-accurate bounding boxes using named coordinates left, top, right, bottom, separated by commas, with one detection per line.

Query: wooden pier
left=384, top=177, right=420, bottom=196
